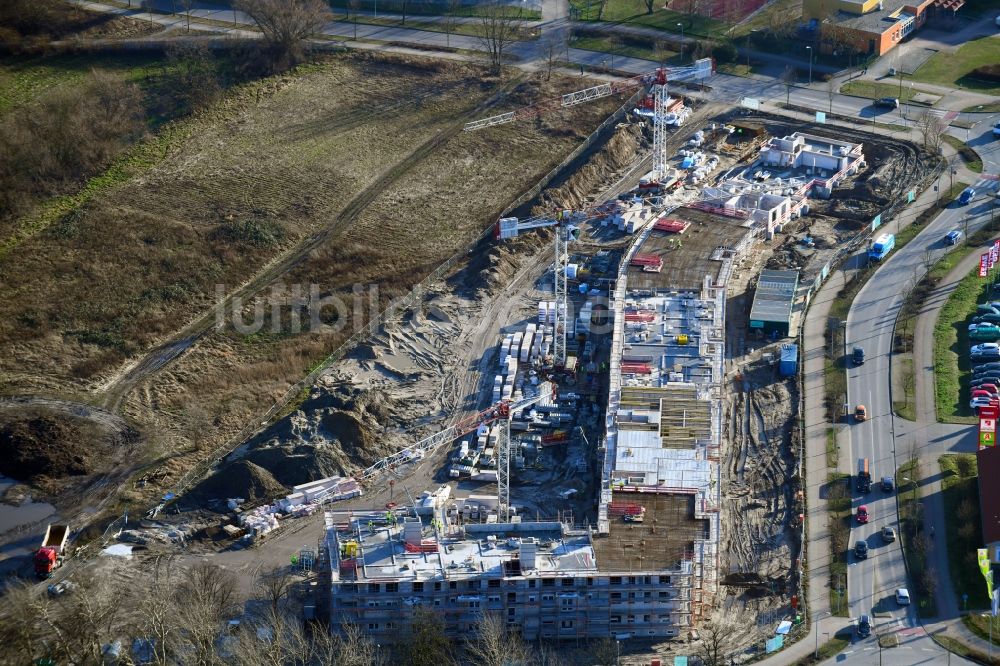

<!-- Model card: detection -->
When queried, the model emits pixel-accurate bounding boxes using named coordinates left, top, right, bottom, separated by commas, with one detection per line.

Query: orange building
left=802, top=0, right=955, bottom=56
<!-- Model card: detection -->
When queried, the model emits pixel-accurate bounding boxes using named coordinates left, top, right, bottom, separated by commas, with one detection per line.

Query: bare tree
left=141, top=0, right=155, bottom=25
left=465, top=613, right=535, bottom=666
left=252, top=564, right=295, bottom=616
left=349, top=0, right=360, bottom=40
left=915, top=110, right=945, bottom=154
left=330, top=622, right=385, bottom=666
left=477, top=1, right=522, bottom=73
left=444, top=0, right=463, bottom=48
left=607, top=34, right=623, bottom=72
left=643, top=0, right=657, bottom=13
left=826, top=76, right=836, bottom=113
left=654, top=38, right=671, bottom=64
left=544, top=31, right=566, bottom=81
left=596, top=0, right=611, bottom=20
left=400, top=0, right=410, bottom=25
left=180, top=0, right=194, bottom=31
left=591, top=637, right=619, bottom=665
left=235, top=0, right=333, bottom=66
left=697, top=620, right=734, bottom=666
left=394, top=608, right=455, bottom=666
left=782, top=64, right=796, bottom=107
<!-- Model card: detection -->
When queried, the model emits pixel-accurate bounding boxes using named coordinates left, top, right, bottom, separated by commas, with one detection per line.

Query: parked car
left=994, top=120, right=1000, bottom=137
left=896, top=588, right=911, bottom=605
left=972, top=390, right=995, bottom=400
left=969, top=381, right=1000, bottom=391
left=974, top=362, right=1000, bottom=371
left=978, top=305, right=1000, bottom=315
left=945, top=229, right=963, bottom=245
left=853, top=346, right=865, bottom=365
left=855, top=404, right=868, bottom=422
left=959, top=187, right=976, bottom=205
left=874, top=97, right=899, bottom=109
left=882, top=526, right=896, bottom=542
left=973, top=314, right=1000, bottom=325
left=971, top=397, right=995, bottom=410
left=855, top=540, right=869, bottom=559
left=858, top=614, right=872, bottom=637
left=972, top=343, right=1000, bottom=354
left=857, top=505, right=870, bottom=524
left=881, top=476, right=894, bottom=492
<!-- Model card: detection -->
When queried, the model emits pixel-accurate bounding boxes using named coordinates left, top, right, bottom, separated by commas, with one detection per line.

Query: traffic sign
left=982, top=417, right=997, bottom=433
left=980, top=431, right=995, bottom=447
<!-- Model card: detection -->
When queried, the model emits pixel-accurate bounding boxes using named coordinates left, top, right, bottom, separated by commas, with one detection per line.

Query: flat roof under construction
left=592, top=493, right=709, bottom=572
left=627, top=210, right=751, bottom=291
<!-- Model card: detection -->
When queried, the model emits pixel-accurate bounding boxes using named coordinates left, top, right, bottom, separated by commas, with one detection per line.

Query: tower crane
left=357, top=382, right=556, bottom=522
left=464, top=58, right=715, bottom=182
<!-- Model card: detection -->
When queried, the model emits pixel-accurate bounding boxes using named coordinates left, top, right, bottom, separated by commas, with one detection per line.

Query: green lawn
left=347, top=14, right=539, bottom=39
left=934, top=262, right=991, bottom=424
left=912, top=36, right=1000, bottom=96
left=963, top=615, right=1000, bottom=652
left=941, top=134, right=984, bottom=173
left=963, top=101, right=1000, bottom=113
left=940, top=454, right=989, bottom=609
left=570, top=34, right=678, bottom=63
left=839, top=80, right=937, bottom=105
left=0, top=53, right=165, bottom=117
left=828, top=473, right=851, bottom=617
left=329, top=0, right=541, bottom=19
left=570, top=0, right=727, bottom=39
left=897, top=459, right=938, bottom=618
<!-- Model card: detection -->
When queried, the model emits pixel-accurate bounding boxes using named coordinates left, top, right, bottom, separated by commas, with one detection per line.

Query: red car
left=857, top=505, right=869, bottom=524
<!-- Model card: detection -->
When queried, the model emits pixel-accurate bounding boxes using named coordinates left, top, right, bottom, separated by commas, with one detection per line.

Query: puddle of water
left=0, top=475, right=57, bottom=534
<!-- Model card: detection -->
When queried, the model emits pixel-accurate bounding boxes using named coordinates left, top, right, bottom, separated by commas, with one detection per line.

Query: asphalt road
left=836, top=179, right=1000, bottom=664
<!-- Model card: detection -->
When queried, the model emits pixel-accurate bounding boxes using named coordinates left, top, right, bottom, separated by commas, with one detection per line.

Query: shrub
left=0, top=70, right=145, bottom=222
left=971, top=64, right=1000, bottom=82
left=712, top=41, right=738, bottom=63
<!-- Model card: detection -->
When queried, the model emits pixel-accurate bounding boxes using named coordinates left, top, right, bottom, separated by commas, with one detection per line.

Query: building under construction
left=319, top=199, right=751, bottom=643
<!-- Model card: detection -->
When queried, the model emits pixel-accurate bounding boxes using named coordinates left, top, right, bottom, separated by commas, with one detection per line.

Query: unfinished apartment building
left=321, top=202, right=751, bottom=643
left=321, top=512, right=695, bottom=642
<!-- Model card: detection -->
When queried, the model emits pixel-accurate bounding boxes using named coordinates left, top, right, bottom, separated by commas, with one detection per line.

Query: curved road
left=838, top=172, right=999, bottom=663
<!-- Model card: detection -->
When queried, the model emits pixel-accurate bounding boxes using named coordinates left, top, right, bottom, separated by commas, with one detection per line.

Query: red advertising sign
left=981, top=253, right=990, bottom=278
left=981, top=405, right=1000, bottom=449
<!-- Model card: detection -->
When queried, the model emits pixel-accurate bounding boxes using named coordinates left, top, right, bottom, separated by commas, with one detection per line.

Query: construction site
left=0, top=35, right=943, bottom=664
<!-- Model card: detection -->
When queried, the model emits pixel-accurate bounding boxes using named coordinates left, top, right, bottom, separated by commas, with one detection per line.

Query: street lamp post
left=806, top=46, right=813, bottom=85
left=813, top=612, right=830, bottom=658
left=677, top=23, right=685, bottom=62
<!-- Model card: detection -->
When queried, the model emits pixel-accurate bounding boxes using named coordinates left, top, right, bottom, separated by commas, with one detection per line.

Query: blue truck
left=869, top=233, right=895, bottom=261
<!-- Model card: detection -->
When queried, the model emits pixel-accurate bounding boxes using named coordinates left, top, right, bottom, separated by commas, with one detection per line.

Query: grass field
left=329, top=0, right=541, bottom=19
left=348, top=14, right=540, bottom=39
left=569, top=0, right=727, bottom=39
left=897, top=458, right=938, bottom=618
left=838, top=80, right=937, bottom=105
left=827, top=472, right=851, bottom=616
left=912, top=35, right=1000, bottom=96
left=963, top=615, right=1000, bottom=653
left=569, top=33, right=678, bottom=63
left=934, top=262, right=990, bottom=423
left=940, top=454, right=988, bottom=609
left=941, top=134, right=984, bottom=173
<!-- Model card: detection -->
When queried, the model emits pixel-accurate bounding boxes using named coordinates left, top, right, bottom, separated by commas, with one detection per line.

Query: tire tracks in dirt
left=97, top=76, right=527, bottom=414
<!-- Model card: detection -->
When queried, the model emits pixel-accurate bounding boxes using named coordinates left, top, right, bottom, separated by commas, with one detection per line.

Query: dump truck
left=34, top=524, right=69, bottom=579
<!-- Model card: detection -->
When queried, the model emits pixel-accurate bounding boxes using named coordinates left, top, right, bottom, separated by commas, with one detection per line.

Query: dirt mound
left=244, top=444, right=345, bottom=488
left=0, top=415, right=95, bottom=482
left=539, top=122, right=645, bottom=210
left=190, top=460, right=286, bottom=503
